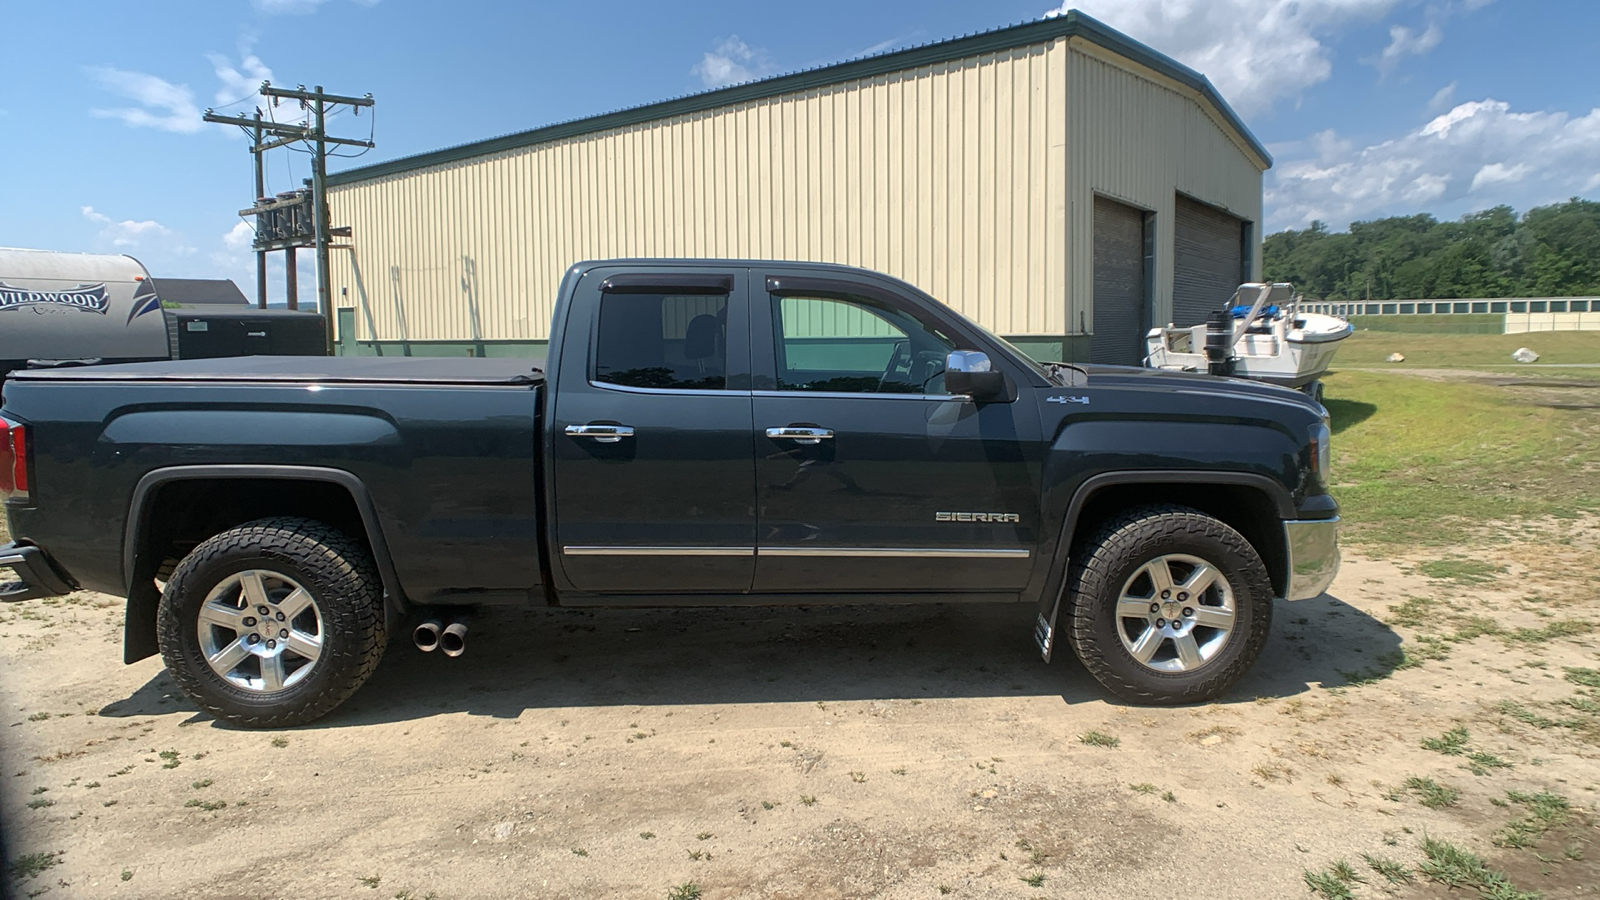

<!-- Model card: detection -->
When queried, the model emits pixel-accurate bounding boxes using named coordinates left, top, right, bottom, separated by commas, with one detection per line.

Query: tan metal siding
left=329, top=42, right=1071, bottom=343
left=1062, top=42, right=1264, bottom=338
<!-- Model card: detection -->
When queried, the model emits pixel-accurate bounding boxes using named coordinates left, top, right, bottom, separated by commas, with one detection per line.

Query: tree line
left=1262, top=198, right=1600, bottom=300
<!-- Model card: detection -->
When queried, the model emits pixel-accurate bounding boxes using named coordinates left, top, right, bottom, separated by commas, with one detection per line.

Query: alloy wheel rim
left=1114, top=553, right=1236, bottom=674
left=196, top=569, right=324, bottom=693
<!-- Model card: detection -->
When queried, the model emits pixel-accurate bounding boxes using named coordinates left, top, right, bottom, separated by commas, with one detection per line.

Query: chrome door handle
left=766, top=426, right=834, bottom=445
left=565, top=424, right=635, bottom=443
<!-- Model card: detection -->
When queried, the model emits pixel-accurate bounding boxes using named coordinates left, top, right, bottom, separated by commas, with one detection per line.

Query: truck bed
left=6, top=356, right=545, bottom=386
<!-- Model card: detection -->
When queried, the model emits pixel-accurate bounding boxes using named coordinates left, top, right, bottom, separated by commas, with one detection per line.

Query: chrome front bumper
left=1283, top=517, right=1340, bottom=601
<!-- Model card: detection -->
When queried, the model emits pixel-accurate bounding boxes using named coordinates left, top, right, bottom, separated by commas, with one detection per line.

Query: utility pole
left=206, top=83, right=372, bottom=353
left=252, top=111, right=267, bottom=310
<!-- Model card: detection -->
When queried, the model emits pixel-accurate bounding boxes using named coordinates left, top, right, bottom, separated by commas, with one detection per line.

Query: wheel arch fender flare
left=121, top=465, right=405, bottom=663
left=1032, top=470, right=1294, bottom=661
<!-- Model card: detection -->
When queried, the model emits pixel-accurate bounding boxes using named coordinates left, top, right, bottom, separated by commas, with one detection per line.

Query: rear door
left=549, top=267, right=756, bottom=593
left=749, top=269, right=1042, bottom=595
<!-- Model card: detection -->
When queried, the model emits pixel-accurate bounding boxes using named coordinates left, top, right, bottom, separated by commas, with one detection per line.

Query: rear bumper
left=0, top=542, right=74, bottom=602
left=1283, top=517, right=1340, bottom=601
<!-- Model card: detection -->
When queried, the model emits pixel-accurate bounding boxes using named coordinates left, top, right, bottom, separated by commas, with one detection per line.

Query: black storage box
left=165, top=308, right=328, bottom=359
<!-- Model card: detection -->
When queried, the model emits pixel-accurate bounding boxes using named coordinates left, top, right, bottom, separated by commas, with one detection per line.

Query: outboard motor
left=1203, top=309, right=1235, bottom=376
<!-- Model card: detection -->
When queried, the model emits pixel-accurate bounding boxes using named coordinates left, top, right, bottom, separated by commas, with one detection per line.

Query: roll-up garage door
left=1091, top=197, right=1147, bottom=365
left=1172, top=194, right=1247, bottom=328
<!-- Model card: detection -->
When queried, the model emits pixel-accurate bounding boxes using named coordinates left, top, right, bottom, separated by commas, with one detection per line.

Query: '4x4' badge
left=1047, top=396, right=1090, bottom=405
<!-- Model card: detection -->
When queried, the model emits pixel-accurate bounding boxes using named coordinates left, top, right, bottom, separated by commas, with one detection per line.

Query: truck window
left=594, top=293, right=729, bottom=390
left=772, top=294, right=955, bottom=394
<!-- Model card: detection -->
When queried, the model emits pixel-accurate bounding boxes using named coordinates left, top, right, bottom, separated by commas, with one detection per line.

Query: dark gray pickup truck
left=0, top=259, right=1339, bottom=726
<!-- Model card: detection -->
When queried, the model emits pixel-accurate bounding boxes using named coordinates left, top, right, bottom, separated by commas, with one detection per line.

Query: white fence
left=1300, top=298, right=1600, bottom=334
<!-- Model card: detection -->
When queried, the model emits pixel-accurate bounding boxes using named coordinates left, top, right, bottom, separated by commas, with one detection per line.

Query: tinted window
left=772, top=294, right=955, bottom=394
left=594, top=293, right=728, bottom=390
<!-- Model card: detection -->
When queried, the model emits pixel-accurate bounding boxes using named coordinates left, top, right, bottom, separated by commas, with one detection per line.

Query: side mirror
left=945, top=350, right=1005, bottom=400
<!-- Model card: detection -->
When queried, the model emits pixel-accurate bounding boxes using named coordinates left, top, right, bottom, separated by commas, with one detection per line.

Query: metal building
left=325, top=10, right=1269, bottom=364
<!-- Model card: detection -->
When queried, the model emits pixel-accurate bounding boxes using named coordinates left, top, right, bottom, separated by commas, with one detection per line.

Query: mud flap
left=1034, top=606, right=1058, bottom=663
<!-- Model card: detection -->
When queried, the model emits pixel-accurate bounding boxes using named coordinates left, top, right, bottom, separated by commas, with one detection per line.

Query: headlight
left=1309, top=420, right=1331, bottom=486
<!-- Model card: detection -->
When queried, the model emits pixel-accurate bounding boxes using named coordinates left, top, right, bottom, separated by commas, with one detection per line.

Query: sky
left=2, top=0, right=1596, bottom=302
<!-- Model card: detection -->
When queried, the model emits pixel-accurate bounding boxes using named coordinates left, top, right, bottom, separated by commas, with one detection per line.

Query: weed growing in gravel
left=849, top=771, right=866, bottom=783
left=1078, top=731, right=1119, bottom=748
left=1495, top=790, right=1572, bottom=848
left=1418, top=558, right=1505, bottom=584
left=799, top=794, right=816, bottom=806
left=695, top=832, right=713, bottom=841
left=1466, top=751, right=1513, bottom=775
left=1020, top=871, right=1045, bottom=887
left=639, top=832, right=655, bottom=840
left=359, top=875, right=381, bottom=888
left=159, top=750, right=180, bottom=769
left=26, top=712, right=49, bottom=722
left=29, top=786, right=46, bottom=795
left=1129, top=782, right=1158, bottom=794
left=1421, top=726, right=1470, bottom=755
left=121, top=869, right=133, bottom=882
left=184, top=798, right=227, bottom=811
left=1161, top=790, right=1177, bottom=803
left=1302, top=866, right=1355, bottom=900
left=1497, top=699, right=1558, bottom=729
left=270, top=736, right=288, bottom=748
left=1402, top=776, right=1460, bottom=809
left=666, top=883, right=701, bottom=900
left=8, top=851, right=62, bottom=881
left=25, top=797, right=54, bottom=810
left=191, top=778, right=213, bottom=790
left=1419, top=837, right=1539, bottom=899
left=1361, top=853, right=1410, bottom=884
left=571, top=848, right=588, bottom=857
left=1564, top=667, right=1600, bottom=687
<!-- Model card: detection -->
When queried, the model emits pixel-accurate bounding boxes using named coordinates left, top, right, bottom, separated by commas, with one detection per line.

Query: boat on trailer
left=1143, top=282, right=1352, bottom=404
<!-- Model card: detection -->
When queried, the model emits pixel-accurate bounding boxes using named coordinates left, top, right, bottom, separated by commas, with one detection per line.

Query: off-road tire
left=157, top=517, right=386, bottom=727
left=1064, top=504, right=1273, bottom=704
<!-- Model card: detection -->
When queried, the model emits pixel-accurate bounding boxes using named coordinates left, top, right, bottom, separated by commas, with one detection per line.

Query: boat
left=1143, top=282, right=1352, bottom=403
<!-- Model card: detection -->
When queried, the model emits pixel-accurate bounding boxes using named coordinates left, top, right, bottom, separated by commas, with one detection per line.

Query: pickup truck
left=0, top=259, right=1340, bottom=727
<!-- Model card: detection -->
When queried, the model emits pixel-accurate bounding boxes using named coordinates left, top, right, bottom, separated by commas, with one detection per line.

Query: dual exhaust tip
left=413, top=615, right=468, bottom=657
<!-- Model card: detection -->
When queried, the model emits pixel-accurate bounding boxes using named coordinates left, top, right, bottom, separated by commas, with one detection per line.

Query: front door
left=550, top=267, right=755, bottom=594
left=750, top=271, right=1042, bottom=594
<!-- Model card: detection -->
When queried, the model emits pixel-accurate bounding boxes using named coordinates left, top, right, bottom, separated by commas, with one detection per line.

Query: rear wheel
left=157, top=517, right=386, bottom=727
left=1064, top=505, right=1272, bottom=704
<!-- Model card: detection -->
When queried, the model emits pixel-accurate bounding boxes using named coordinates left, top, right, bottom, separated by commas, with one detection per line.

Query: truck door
left=750, top=270, right=1043, bottom=595
left=550, top=268, right=755, bottom=594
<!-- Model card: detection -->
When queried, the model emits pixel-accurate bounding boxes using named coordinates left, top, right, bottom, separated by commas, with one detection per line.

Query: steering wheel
left=876, top=340, right=912, bottom=393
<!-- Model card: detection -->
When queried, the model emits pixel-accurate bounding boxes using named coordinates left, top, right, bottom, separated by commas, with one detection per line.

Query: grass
left=1495, top=791, right=1572, bottom=849
left=8, top=851, right=62, bottom=881
left=666, top=884, right=701, bottom=900
left=1564, top=667, right=1600, bottom=688
left=1402, top=776, right=1460, bottom=809
left=1020, top=871, right=1046, bottom=887
left=1362, top=853, right=1410, bottom=884
left=1422, top=725, right=1471, bottom=755
left=1338, top=329, right=1600, bottom=368
left=1078, top=730, right=1119, bottom=748
left=1302, top=867, right=1356, bottom=900
left=1322, top=369, right=1600, bottom=548
left=184, top=798, right=227, bottom=811
left=1418, top=836, right=1540, bottom=900
left=1417, top=558, right=1506, bottom=584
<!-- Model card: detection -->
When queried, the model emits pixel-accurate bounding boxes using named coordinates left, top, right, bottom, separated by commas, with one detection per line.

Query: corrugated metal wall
left=1063, top=41, right=1264, bottom=334
left=328, top=37, right=1262, bottom=345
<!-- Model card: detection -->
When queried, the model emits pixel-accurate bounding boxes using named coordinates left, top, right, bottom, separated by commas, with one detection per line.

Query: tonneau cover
left=9, top=355, right=545, bottom=386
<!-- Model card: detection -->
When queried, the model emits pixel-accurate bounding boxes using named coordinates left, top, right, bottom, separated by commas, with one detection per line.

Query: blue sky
left=2, top=0, right=1596, bottom=299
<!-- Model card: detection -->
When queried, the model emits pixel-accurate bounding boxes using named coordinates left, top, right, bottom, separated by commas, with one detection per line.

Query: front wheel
left=157, top=517, right=387, bottom=727
left=1064, top=505, right=1273, bottom=704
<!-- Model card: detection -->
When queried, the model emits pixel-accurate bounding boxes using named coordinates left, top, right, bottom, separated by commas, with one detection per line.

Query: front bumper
left=1283, top=517, right=1340, bottom=601
left=0, top=542, right=74, bottom=603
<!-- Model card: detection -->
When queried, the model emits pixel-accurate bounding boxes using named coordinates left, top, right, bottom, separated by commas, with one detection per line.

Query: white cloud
left=1048, top=0, right=1404, bottom=116
left=87, top=67, right=204, bottom=133
left=208, top=48, right=273, bottom=108
left=1427, top=81, right=1458, bottom=112
left=1375, top=21, right=1442, bottom=74
left=1267, top=98, right=1600, bottom=230
left=223, top=220, right=256, bottom=251
left=81, top=206, right=195, bottom=256
left=692, top=35, right=777, bottom=89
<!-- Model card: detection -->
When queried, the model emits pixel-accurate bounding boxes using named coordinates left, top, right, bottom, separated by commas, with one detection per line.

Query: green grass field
left=1337, top=329, right=1600, bottom=368
left=1323, top=366, right=1600, bottom=548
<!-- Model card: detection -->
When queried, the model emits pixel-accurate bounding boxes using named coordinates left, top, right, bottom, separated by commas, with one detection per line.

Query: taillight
left=0, top=415, right=27, bottom=503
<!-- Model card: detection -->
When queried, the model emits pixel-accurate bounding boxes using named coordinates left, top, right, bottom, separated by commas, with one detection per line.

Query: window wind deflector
left=599, top=273, right=733, bottom=295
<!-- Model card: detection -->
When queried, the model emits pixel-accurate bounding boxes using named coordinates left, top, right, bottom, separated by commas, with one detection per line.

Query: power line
left=204, top=82, right=375, bottom=353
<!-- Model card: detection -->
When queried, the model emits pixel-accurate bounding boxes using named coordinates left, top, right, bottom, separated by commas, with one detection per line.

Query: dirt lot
left=2, top=524, right=1597, bottom=899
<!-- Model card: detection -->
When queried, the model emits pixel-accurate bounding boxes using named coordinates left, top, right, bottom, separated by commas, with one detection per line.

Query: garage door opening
left=1091, top=197, right=1151, bottom=365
